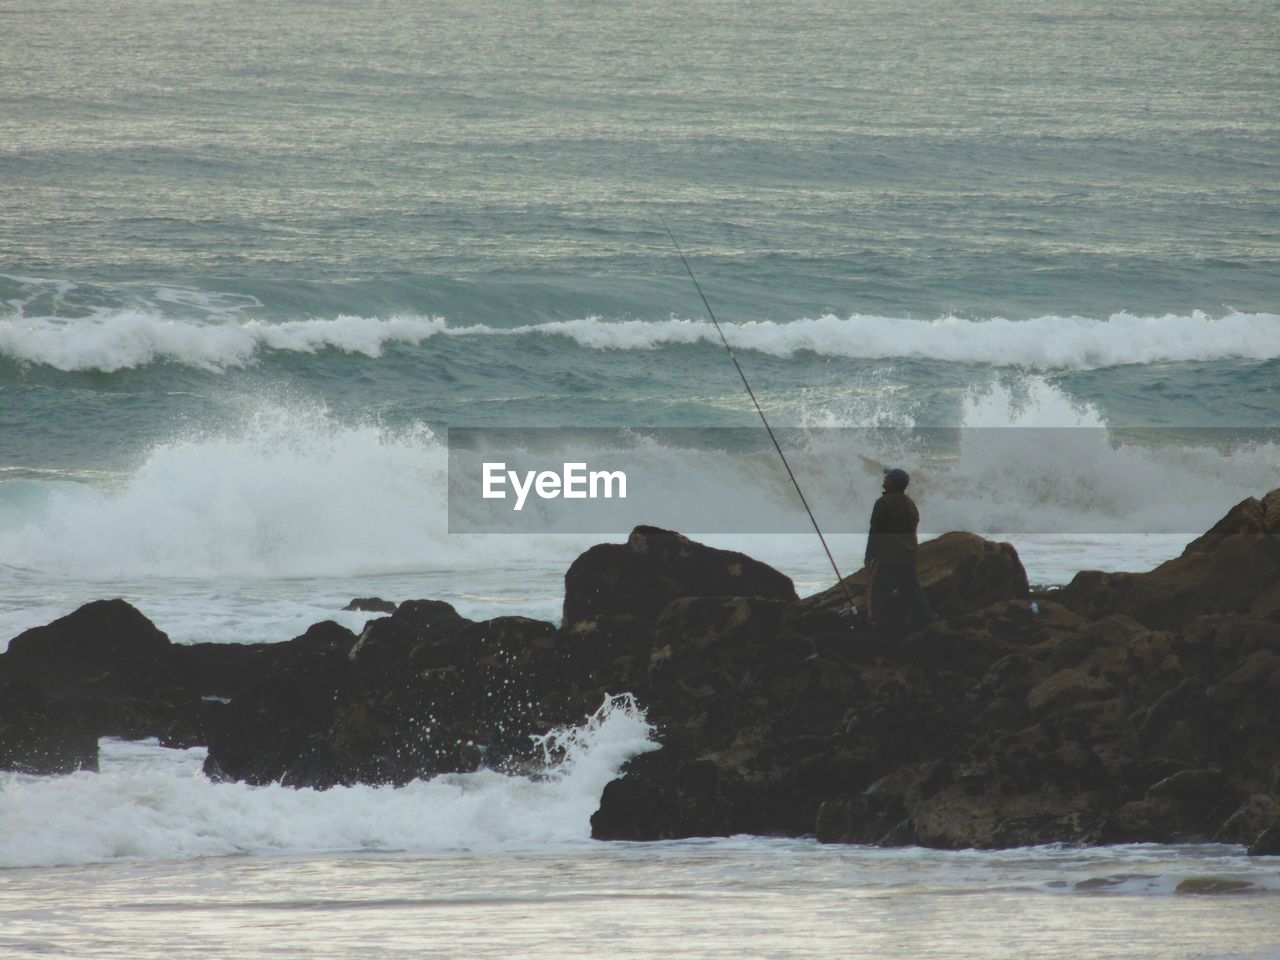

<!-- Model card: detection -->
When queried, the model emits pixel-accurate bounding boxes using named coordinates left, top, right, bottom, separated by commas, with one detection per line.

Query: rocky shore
left=3, top=491, right=1279, bottom=855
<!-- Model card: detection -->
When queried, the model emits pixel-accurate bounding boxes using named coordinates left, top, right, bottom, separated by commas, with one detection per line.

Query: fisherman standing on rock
left=865, top=467, right=929, bottom=637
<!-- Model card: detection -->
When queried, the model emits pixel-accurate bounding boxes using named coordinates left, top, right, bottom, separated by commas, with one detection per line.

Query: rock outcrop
left=562, top=525, right=798, bottom=627
left=1053, top=489, right=1280, bottom=630
left=797, top=530, right=1029, bottom=621
left=4, top=491, right=1279, bottom=856
left=0, top=602, right=359, bottom=766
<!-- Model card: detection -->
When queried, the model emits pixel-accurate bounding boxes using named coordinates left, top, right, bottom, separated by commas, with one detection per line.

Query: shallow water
left=3, top=735, right=1279, bottom=959
left=2, top=0, right=1278, bottom=953
left=4, top=841, right=1279, bottom=960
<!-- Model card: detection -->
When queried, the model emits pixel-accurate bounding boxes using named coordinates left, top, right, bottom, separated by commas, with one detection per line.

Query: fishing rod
left=661, top=218, right=859, bottom=613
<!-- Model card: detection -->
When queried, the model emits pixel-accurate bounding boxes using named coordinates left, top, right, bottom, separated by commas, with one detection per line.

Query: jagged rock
left=0, top=601, right=362, bottom=771
left=911, top=782, right=1109, bottom=849
left=1218, top=794, right=1280, bottom=846
left=815, top=793, right=913, bottom=847
left=2, top=599, right=171, bottom=696
left=344, top=597, right=398, bottom=614
left=562, top=525, right=797, bottom=628
left=159, top=697, right=230, bottom=750
left=9, top=490, right=1280, bottom=857
left=1185, top=489, right=1280, bottom=549
left=203, top=624, right=357, bottom=785
left=0, top=683, right=98, bottom=774
left=592, top=592, right=869, bottom=840
left=203, top=602, right=595, bottom=788
left=798, top=531, right=1029, bottom=621
left=347, top=599, right=473, bottom=673
left=1054, top=492, right=1280, bottom=630
left=0, top=601, right=192, bottom=767
left=1248, top=816, right=1280, bottom=856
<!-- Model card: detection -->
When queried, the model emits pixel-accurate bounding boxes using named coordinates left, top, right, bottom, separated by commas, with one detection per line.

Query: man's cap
left=883, top=467, right=910, bottom=489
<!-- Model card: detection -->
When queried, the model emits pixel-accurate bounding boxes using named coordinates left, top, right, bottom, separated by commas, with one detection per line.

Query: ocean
left=2, top=0, right=1278, bottom=955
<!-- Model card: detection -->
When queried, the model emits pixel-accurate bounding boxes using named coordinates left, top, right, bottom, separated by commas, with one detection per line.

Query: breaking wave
left=1, top=380, right=1275, bottom=590
left=0, top=695, right=657, bottom=868
left=2, top=307, right=1277, bottom=373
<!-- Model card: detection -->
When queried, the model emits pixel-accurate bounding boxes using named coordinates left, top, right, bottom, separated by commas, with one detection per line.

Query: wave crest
left=2, top=308, right=1277, bottom=372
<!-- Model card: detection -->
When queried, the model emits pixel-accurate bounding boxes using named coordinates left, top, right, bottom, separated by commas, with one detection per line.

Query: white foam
left=0, top=310, right=447, bottom=372
left=0, top=403, right=595, bottom=582
left=3, top=308, right=1277, bottom=372
left=500, top=310, right=1280, bottom=369
left=0, top=694, right=658, bottom=869
left=1, top=379, right=1275, bottom=635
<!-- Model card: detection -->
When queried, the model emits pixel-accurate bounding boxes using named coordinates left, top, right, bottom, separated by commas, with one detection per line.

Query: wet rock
left=798, top=531, right=1029, bottom=622
left=1184, top=488, right=1280, bottom=550
left=815, top=793, right=913, bottom=846
left=1217, top=794, right=1280, bottom=846
left=203, top=627, right=356, bottom=785
left=910, top=782, right=1109, bottom=850
left=159, top=697, right=230, bottom=750
left=591, top=750, right=726, bottom=841
left=1175, top=877, right=1255, bottom=895
left=1147, top=767, right=1225, bottom=808
left=11, top=490, right=1280, bottom=856
left=203, top=602, right=595, bottom=788
left=1055, top=491, right=1280, bottom=630
left=562, top=525, right=797, bottom=628
left=1027, top=667, right=1118, bottom=718
left=344, top=597, right=398, bottom=614
left=1102, top=767, right=1241, bottom=845
left=2, top=599, right=171, bottom=697
left=347, top=600, right=472, bottom=673
left=0, top=683, right=98, bottom=774
left=1248, top=816, right=1280, bottom=856
left=0, top=601, right=225, bottom=767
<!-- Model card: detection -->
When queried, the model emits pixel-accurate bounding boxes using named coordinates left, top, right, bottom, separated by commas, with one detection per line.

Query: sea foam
left=2, top=308, right=1277, bottom=372
left=1, top=382, right=1276, bottom=589
left=0, top=695, right=657, bottom=869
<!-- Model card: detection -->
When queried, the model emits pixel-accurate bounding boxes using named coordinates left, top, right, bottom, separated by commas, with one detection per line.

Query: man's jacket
left=865, top=490, right=919, bottom=568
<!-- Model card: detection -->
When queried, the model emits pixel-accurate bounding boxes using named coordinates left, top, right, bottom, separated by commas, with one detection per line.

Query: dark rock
left=911, top=782, right=1108, bottom=849
left=1136, top=677, right=1213, bottom=767
left=1102, top=766, right=1241, bottom=845
left=348, top=600, right=472, bottom=673
left=0, top=683, right=98, bottom=774
left=1217, top=794, right=1280, bottom=846
left=344, top=597, right=398, bottom=614
left=591, top=750, right=716, bottom=841
left=1184, top=488, right=1280, bottom=551
left=562, top=525, right=797, bottom=628
left=1056, top=492, right=1280, bottom=631
left=798, top=531, right=1029, bottom=622
left=916, top=533, right=1031, bottom=619
left=0, top=600, right=351, bottom=761
left=815, top=793, right=913, bottom=846
left=1027, top=667, right=1118, bottom=718
left=1248, top=816, right=1280, bottom=856
left=4, top=599, right=170, bottom=665
left=10, top=490, right=1280, bottom=857
left=202, top=603, right=594, bottom=788
left=203, top=629, right=355, bottom=786
left=1, top=600, right=171, bottom=699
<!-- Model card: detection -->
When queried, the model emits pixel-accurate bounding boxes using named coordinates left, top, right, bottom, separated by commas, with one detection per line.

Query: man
left=865, top=466, right=926, bottom=636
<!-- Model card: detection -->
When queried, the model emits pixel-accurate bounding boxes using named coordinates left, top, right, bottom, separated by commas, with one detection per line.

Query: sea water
left=2, top=0, right=1278, bottom=955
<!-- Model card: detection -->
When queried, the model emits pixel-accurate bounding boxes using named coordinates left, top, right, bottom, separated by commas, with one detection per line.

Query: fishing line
left=661, top=218, right=858, bottom=611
